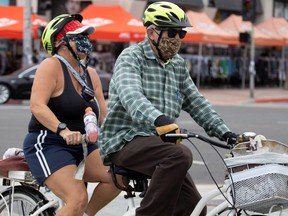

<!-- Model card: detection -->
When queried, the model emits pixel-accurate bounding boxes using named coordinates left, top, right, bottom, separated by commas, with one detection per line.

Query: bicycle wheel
left=0, top=185, right=56, bottom=216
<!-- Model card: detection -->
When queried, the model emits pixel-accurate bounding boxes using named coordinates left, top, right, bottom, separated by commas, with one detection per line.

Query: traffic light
left=37, top=1, right=50, bottom=15
left=239, top=32, right=250, bottom=44
left=242, top=0, right=255, bottom=22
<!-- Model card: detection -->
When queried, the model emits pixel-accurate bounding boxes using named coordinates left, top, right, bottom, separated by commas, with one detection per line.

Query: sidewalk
left=199, top=87, right=288, bottom=105
left=7, top=87, right=288, bottom=106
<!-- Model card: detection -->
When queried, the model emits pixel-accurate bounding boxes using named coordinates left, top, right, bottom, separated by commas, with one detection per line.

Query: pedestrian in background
left=65, top=0, right=81, bottom=14
left=99, top=2, right=238, bottom=216
left=32, top=49, right=39, bottom=64
left=23, top=14, right=120, bottom=216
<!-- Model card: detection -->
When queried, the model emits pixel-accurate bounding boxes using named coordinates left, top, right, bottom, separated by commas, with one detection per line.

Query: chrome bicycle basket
left=225, top=139, right=288, bottom=213
left=229, top=164, right=288, bottom=213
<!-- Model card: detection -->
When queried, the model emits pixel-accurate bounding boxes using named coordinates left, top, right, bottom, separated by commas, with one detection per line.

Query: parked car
left=0, top=64, right=111, bottom=104
left=0, top=65, right=37, bottom=104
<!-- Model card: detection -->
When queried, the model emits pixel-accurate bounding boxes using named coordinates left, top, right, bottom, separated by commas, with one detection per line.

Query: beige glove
left=156, top=123, right=181, bottom=144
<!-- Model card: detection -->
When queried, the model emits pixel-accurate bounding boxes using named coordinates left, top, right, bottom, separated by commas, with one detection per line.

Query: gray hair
left=147, top=24, right=156, bottom=30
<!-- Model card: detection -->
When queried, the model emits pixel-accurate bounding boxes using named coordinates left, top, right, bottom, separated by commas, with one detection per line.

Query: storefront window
left=274, top=0, right=288, bottom=20
left=51, top=0, right=92, bottom=18
left=208, top=0, right=215, bottom=7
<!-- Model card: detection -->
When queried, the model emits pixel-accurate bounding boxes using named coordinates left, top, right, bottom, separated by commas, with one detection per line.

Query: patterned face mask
left=157, top=37, right=181, bottom=61
left=69, top=34, right=92, bottom=56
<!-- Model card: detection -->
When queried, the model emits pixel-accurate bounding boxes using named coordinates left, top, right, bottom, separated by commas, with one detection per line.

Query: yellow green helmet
left=41, top=14, right=82, bottom=55
left=143, top=1, right=191, bottom=28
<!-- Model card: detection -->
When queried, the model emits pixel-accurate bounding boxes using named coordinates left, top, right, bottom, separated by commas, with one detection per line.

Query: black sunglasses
left=155, top=28, right=187, bottom=39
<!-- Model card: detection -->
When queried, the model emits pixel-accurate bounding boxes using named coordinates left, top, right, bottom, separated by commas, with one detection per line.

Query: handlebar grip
left=165, top=133, right=231, bottom=149
left=81, top=134, right=88, bottom=144
left=193, top=133, right=231, bottom=149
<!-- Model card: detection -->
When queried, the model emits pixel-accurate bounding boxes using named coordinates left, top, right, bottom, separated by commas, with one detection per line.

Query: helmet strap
left=61, top=31, right=78, bottom=59
left=61, top=30, right=89, bottom=69
left=150, top=30, right=166, bottom=62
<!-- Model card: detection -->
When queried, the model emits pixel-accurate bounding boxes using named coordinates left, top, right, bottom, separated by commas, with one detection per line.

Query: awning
left=219, top=14, right=285, bottom=46
left=214, top=0, right=263, bottom=14
left=0, top=6, right=48, bottom=39
left=184, top=10, right=238, bottom=45
left=80, top=5, right=146, bottom=42
left=148, top=0, right=204, bottom=8
left=256, top=17, right=288, bottom=45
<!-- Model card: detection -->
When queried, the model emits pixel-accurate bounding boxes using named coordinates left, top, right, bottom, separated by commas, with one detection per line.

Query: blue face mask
left=69, top=34, right=92, bottom=56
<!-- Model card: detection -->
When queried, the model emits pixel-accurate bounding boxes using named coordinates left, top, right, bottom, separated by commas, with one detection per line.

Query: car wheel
left=0, top=84, right=11, bottom=104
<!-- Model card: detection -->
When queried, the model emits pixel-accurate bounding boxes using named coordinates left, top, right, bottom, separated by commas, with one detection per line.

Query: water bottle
left=83, top=107, right=98, bottom=143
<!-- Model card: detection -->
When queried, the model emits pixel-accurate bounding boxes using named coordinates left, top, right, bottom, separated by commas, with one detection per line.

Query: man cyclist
left=99, top=2, right=238, bottom=216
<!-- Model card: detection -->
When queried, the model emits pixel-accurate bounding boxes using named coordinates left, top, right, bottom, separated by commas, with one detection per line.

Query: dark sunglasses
left=155, top=28, right=187, bottom=39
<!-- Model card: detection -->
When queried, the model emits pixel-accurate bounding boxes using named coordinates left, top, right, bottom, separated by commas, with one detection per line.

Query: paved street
left=1, top=87, right=288, bottom=215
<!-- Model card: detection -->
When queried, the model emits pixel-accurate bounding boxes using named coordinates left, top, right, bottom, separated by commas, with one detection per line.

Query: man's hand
left=156, top=123, right=181, bottom=144
left=222, top=131, right=238, bottom=146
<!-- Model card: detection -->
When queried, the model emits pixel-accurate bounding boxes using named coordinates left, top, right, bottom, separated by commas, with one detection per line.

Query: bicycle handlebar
left=165, top=132, right=231, bottom=149
left=81, top=134, right=99, bottom=145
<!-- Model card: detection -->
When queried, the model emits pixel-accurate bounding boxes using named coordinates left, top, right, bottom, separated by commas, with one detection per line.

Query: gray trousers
left=109, top=136, right=207, bottom=216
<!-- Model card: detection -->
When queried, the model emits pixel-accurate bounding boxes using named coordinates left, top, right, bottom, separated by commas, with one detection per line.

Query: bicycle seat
left=0, top=156, right=30, bottom=177
left=111, top=165, right=150, bottom=180
left=110, top=164, right=150, bottom=198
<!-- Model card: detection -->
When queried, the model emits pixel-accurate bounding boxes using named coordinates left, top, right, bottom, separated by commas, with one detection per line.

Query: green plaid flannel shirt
left=98, top=38, right=230, bottom=165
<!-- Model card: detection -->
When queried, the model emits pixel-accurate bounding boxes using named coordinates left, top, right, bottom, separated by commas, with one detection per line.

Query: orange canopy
left=219, top=14, right=284, bottom=46
left=81, top=5, right=146, bottom=42
left=0, top=6, right=47, bottom=39
left=256, top=17, right=288, bottom=45
left=185, top=11, right=238, bottom=45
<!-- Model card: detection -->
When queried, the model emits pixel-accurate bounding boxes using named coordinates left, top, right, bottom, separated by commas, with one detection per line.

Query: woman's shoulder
left=36, top=56, right=61, bottom=76
left=87, top=66, right=101, bottom=83
left=41, top=56, right=60, bottom=65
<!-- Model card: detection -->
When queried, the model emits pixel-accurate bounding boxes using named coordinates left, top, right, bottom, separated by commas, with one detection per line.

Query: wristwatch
left=56, top=122, right=67, bottom=135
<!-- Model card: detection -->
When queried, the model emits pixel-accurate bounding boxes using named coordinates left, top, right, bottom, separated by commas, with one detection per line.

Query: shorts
left=23, top=130, right=97, bottom=185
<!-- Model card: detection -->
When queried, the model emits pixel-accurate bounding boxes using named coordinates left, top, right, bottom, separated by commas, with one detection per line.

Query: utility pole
left=197, top=43, right=203, bottom=88
left=23, top=0, right=32, bottom=67
left=249, top=25, right=255, bottom=98
left=242, top=0, right=256, bottom=98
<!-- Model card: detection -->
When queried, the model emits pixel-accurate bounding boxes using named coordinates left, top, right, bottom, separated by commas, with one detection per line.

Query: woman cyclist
left=23, top=14, right=120, bottom=216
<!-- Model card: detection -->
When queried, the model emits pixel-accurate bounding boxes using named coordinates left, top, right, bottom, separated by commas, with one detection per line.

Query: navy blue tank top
left=28, top=59, right=99, bottom=134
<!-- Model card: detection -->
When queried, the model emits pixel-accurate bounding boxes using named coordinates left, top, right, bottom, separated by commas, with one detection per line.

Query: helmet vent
left=155, top=15, right=169, bottom=22
left=51, top=20, right=61, bottom=29
left=147, top=8, right=156, bottom=13
left=160, top=4, right=172, bottom=9
left=170, top=12, right=179, bottom=21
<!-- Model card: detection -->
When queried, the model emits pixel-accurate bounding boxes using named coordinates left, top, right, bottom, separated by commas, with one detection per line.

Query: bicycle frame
left=29, top=199, right=60, bottom=216
left=111, top=132, right=288, bottom=216
left=191, top=179, right=235, bottom=216
left=2, top=133, right=288, bottom=216
left=0, top=170, right=62, bottom=216
left=0, top=135, right=88, bottom=216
